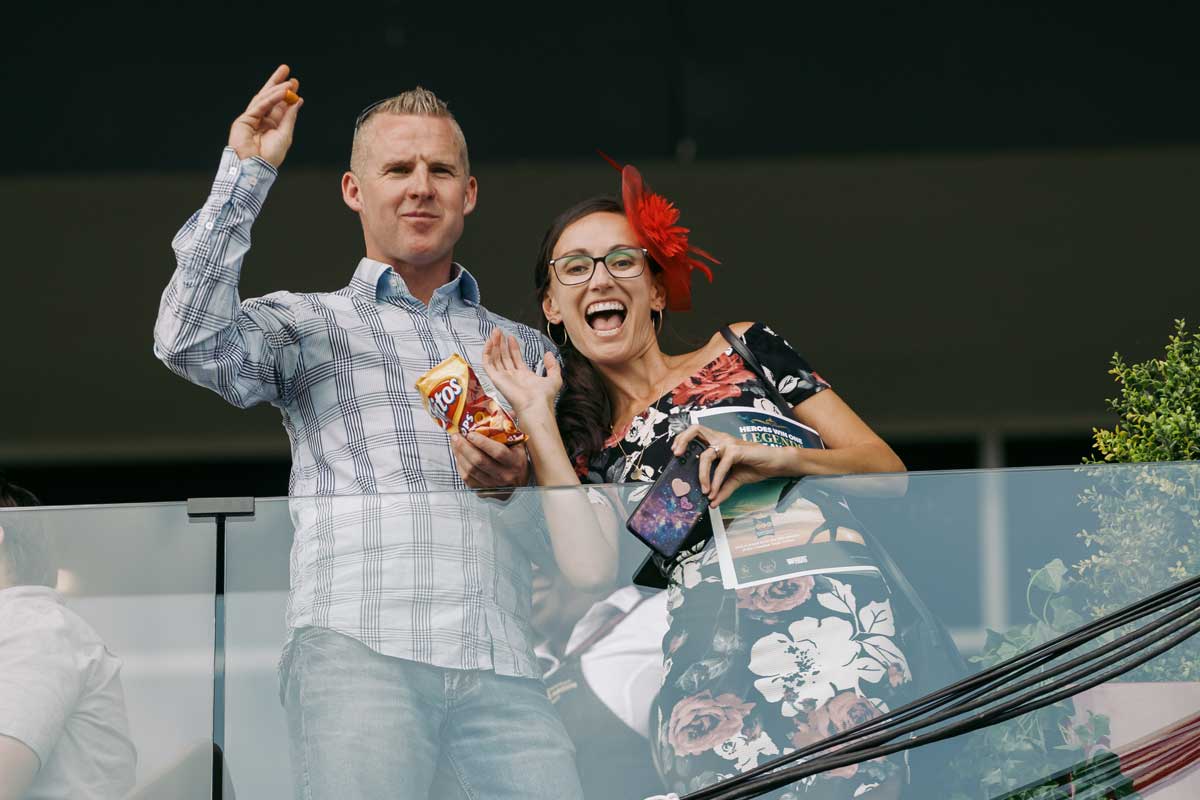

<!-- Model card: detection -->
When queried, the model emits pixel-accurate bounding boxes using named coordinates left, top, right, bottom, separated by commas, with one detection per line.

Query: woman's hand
left=672, top=424, right=795, bottom=506
left=482, top=329, right=562, bottom=421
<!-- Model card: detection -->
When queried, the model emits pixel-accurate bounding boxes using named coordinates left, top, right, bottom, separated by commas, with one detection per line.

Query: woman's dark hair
left=0, top=475, right=56, bottom=588
left=533, top=196, right=663, bottom=470
left=0, top=477, right=38, bottom=508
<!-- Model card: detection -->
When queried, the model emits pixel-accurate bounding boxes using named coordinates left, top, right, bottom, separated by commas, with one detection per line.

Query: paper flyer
left=690, top=405, right=880, bottom=589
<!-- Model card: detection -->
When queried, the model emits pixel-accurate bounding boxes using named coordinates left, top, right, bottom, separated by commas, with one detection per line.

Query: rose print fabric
left=580, top=323, right=913, bottom=799
left=577, top=323, right=831, bottom=486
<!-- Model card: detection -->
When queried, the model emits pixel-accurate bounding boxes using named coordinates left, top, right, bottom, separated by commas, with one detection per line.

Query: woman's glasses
left=548, top=248, right=648, bottom=286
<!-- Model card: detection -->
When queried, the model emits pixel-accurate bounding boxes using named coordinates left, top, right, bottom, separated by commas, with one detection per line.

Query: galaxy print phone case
left=626, top=438, right=711, bottom=560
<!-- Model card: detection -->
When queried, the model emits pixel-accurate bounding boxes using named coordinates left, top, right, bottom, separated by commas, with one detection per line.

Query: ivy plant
left=947, top=561, right=1116, bottom=799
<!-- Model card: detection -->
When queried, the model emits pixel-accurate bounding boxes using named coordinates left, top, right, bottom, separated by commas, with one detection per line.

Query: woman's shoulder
left=668, top=322, right=784, bottom=387
left=721, top=321, right=803, bottom=350
left=681, top=322, right=771, bottom=369
left=725, top=320, right=757, bottom=338
left=708, top=321, right=826, bottom=384
left=700, top=320, right=767, bottom=349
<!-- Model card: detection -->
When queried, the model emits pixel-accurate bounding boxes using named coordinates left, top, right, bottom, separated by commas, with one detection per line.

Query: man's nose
left=408, top=164, right=434, bottom=197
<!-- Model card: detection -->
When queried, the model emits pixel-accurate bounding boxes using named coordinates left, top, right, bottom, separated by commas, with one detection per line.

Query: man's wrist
left=217, top=147, right=278, bottom=183
left=209, top=148, right=278, bottom=216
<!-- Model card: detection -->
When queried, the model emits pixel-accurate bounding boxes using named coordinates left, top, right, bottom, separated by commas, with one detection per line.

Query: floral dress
left=577, top=323, right=914, bottom=799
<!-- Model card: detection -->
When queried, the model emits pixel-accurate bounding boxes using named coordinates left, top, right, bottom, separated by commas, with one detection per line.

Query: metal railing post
left=188, top=497, right=255, bottom=800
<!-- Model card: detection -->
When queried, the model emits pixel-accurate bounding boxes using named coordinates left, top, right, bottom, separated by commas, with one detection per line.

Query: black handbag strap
left=720, top=325, right=793, bottom=413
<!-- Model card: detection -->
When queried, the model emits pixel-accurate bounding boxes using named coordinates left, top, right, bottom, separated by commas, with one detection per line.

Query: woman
left=482, top=164, right=912, bottom=799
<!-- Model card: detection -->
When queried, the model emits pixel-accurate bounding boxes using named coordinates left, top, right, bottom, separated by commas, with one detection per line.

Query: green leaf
left=1032, top=559, right=1068, bottom=594
left=1050, top=596, right=1084, bottom=631
left=983, top=628, right=1008, bottom=652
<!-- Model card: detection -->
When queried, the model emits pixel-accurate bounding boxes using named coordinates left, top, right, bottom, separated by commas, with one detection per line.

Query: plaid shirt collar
left=349, top=258, right=481, bottom=310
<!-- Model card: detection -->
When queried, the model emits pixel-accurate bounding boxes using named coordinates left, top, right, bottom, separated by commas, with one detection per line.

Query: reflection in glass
left=0, top=489, right=136, bottom=800
left=533, top=555, right=669, bottom=800
left=186, top=465, right=1200, bottom=798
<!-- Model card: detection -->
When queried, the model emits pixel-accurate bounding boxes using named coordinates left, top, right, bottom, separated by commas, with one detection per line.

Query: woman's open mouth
left=585, top=301, right=627, bottom=337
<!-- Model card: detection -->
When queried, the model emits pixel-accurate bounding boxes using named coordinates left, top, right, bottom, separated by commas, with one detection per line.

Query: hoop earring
left=546, top=320, right=569, bottom=348
left=651, top=309, right=663, bottom=336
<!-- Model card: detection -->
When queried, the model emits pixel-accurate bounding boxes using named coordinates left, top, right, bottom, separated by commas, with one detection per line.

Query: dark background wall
left=3, top=2, right=1199, bottom=503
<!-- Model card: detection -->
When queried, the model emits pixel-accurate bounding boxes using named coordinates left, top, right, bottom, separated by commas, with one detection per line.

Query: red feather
left=597, top=150, right=623, bottom=173
left=599, top=156, right=719, bottom=311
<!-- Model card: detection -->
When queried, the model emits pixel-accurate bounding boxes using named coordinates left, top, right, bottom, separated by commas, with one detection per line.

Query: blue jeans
left=281, top=627, right=584, bottom=800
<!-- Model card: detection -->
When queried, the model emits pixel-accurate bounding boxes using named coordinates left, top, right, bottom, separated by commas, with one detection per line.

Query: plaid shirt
left=154, top=148, right=554, bottom=677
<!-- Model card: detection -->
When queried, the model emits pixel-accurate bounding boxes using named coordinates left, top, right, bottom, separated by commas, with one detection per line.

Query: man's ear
left=341, top=171, right=363, bottom=213
left=462, top=175, right=478, bottom=217
left=542, top=293, right=562, bottom=324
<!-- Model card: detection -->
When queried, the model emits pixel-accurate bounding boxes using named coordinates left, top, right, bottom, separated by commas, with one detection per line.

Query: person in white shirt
left=533, top=559, right=669, bottom=800
left=0, top=477, right=137, bottom=800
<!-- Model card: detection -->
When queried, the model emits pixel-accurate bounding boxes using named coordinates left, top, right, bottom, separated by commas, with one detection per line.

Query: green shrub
left=1077, top=319, right=1200, bottom=682
left=949, top=322, right=1199, bottom=796
left=1090, top=319, right=1200, bottom=464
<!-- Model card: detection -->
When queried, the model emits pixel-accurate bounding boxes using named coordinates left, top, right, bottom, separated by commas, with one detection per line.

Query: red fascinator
left=600, top=152, right=719, bottom=312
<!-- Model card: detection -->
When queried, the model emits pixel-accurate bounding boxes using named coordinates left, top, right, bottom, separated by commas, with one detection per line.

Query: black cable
left=951, top=579, right=1200, bottom=708
left=951, top=592, right=1200, bottom=721
left=683, top=574, right=1200, bottom=800
left=704, top=615, right=1200, bottom=800
left=695, top=609, right=1200, bottom=800
left=995, top=609, right=1200, bottom=722
left=701, top=606, right=1200, bottom=800
left=698, top=607, right=1200, bottom=800
left=728, top=573, right=1200, bottom=793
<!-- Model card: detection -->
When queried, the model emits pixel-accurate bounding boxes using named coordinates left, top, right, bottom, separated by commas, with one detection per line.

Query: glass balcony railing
left=2, top=461, right=1198, bottom=799
left=0, top=501, right=216, bottom=799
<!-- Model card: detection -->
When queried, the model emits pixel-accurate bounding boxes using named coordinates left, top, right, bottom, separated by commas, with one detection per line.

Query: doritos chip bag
left=416, top=354, right=527, bottom=446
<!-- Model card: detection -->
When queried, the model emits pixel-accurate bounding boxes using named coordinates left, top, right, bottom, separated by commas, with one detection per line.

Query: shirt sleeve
left=152, top=148, right=299, bottom=409
left=0, top=606, right=85, bottom=768
left=491, top=488, right=553, bottom=565
left=741, top=322, right=831, bottom=408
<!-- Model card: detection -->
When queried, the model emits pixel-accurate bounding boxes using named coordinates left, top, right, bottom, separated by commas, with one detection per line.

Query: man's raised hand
left=229, top=65, right=303, bottom=168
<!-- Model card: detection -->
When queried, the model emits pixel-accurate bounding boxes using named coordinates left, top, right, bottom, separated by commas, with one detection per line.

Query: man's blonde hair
left=350, top=86, right=470, bottom=175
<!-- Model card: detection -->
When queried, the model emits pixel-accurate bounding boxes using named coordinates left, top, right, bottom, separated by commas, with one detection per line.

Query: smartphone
left=626, top=438, right=711, bottom=560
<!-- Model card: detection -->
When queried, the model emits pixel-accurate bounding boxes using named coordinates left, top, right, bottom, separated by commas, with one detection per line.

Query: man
left=0, top=477, right=137, bottom=799
left=153, top=66, right=583, bottom=798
